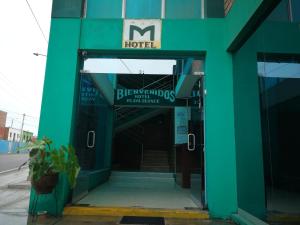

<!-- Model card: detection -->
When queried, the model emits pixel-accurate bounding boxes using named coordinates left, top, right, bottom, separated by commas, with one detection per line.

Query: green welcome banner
left=114, top=88, right=189, bottom=107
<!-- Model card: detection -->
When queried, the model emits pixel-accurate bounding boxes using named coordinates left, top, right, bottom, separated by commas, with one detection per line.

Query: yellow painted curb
left=268, top=214, right=300, bottom=223
left=64, top=206, right=209, bottom=219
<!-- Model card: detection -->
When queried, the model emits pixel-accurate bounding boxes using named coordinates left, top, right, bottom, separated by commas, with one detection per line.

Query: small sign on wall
left=123, top=20, right=162, bottom=49
left=174, top=107, right=191, bottom=144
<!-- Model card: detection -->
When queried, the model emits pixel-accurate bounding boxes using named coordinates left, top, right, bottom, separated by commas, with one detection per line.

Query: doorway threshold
left=63, top=206, right=209, bottom=220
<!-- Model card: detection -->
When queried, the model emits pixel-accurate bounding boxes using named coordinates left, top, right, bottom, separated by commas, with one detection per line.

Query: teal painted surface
left=253, top=22, right=300, bottom=54
left=267, top=0, right=289, bottom=21
left=38, top=17, right=239, bottom=218
left=38, top=3, right=300, bottom=217
left=30, top=19, right=81, bottom=216
left=88, top=169, right=110, bottom=190
left=232, top=42, right=265, bottom=218
left=224, top=0, right=263, bottom=48
left=126, top=0, right=161, bottom=19
left=95, top=106, right=114, bottom=169
left=87, top=0, right=122, bottom=19
left=205, top=47, right=238, bottom=218
left=165, top=0, right=202, bottom=19
left=80, top=19, right=222, bottom=51
left=230, top=12, right=300, bottom=218
left=80, top=19, right=123, bottom=50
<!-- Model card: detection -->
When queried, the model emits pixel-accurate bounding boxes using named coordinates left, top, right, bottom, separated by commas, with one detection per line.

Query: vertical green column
left=233, top=42, right=265, bottom=218
left=29, top=19, right=81, bottom=215
left=205, top=48, right=238, bottom=218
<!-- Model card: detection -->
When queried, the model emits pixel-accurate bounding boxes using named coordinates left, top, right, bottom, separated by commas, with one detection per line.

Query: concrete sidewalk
left=0, top=169, right=235, bottom=225
left=0, top=168, right=30, bottom=225
left=26, top=215, right=234, bottom=225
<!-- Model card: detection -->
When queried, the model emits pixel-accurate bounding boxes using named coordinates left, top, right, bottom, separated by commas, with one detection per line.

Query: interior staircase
left=141, top=149, right=170, bottom=172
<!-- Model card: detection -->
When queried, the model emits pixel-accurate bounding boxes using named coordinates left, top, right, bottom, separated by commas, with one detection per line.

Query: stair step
left=141, top=167, right=170, bottom=171
left=142, top=162, right=169, bottom=165
left=141, top=165, right=170, bottom=168
left=142, top=159, right=169, bottom=162
left=141, top=168, right=171, bottom=172
left=143, top=152, right=168, bottom=155
left=142, top=161, right=169, bottom=164
left=143, top=154, right=168, bottom=157
left=144, top=150, right=169, bottom=152
left=143, top=155, right=168, bottom=157
left=111, top=171, right=173, bottom=178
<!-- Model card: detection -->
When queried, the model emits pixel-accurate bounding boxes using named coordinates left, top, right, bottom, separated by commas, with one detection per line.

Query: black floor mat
left=120, top=216, right=165, bottom=225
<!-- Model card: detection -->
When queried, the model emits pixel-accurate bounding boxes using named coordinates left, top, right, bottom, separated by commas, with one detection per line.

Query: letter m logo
left=129, top=25, right=155, bottom=41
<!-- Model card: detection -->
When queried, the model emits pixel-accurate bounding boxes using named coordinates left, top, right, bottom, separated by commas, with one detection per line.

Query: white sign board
left=123, top=19, right=162, bottom=49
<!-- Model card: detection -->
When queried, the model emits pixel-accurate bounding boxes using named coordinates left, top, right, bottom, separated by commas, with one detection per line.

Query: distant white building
left=7, top=128, right=22, bottom=142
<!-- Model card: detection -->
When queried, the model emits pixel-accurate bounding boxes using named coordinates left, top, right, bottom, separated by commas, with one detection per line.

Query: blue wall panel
left=166, top=0, right=202, bottom=19
left=126, top=0, right=161, bottom=19
left=0, top=140, right=23, bottom=154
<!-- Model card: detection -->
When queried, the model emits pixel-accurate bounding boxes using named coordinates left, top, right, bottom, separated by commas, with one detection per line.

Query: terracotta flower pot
left=32, top=173, right=59, bottom=194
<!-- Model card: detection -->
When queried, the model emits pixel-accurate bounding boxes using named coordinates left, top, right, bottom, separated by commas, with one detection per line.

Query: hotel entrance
left=71, top=56, right=206, bottom=210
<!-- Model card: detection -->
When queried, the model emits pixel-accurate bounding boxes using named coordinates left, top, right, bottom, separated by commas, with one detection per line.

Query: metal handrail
left=141, top=75, right=170, bottom=90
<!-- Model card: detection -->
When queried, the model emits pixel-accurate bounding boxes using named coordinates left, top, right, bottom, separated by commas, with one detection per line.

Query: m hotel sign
left=123, top=20, right=162, bottom=49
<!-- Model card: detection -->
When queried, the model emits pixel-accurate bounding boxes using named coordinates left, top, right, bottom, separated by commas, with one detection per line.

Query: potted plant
left=19, top=137, right=80, bottom=194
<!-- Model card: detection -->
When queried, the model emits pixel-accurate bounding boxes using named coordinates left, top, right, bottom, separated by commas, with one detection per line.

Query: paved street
left=0, top=153, right=29, bottom=172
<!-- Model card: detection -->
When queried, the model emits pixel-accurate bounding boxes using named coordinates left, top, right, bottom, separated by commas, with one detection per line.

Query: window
left=52, top=0, right=84, bottom=18
left=166, top=0, right=202, bottom=19
left=206, top=0, right=224, bottom=18
left=267, top=0, right=300, bottom=23
left=291, top=0, right=300, bottom=22
left=258, top=57, right=300, bottom=214
left=86, top=0, right=122, bottom=18
left=268, top=0, right=290, bottom=22
left=126, top=0, right=162, bottom=19
left=225, top=0, right=234, bottom=16
left=85, top=0, right=210, bottom=19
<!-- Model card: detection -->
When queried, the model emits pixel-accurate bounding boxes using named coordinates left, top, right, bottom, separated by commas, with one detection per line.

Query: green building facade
left=31, top=0, right=300, bottom=222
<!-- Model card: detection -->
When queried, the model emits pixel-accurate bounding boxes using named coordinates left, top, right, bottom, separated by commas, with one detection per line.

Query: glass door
left=173, top=78, right=205, bottom=208
left=72, top=73, right=110, bottom=203
left=188, top=78, right=205, bottom=207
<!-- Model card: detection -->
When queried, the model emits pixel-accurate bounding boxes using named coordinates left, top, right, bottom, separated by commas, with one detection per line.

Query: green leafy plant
left=19, top=137, right=80, bottom=189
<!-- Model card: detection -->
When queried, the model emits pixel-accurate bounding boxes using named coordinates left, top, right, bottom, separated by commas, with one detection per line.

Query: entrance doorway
left=72, top=56, right=206, bottom=210
left=113, top=109, right=173, bottom=172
